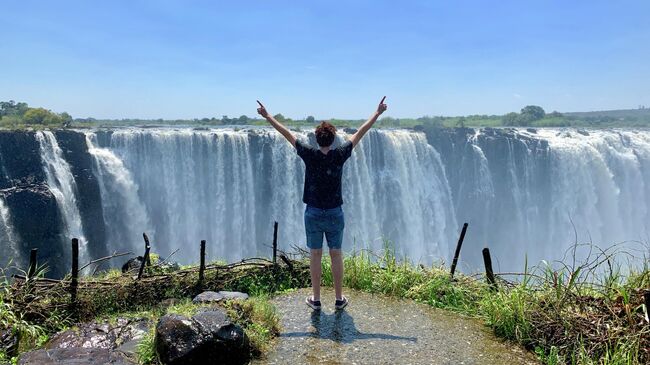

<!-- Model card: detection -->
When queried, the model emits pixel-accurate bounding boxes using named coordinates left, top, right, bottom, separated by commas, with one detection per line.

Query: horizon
left=1, top=1, right=649, bottom=120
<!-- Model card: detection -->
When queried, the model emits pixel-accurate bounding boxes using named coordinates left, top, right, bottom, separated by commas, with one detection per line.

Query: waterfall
left=35, top=131, right=89, bottom=264
left=85, top=134, right=152, bottom=255
left=435, top=128, right=650, bottom=271
left=0, top=196, right=20, bottom=267
left=85, top=128, right=456, bottom=264
left=1, top=127, right=648, bottom=275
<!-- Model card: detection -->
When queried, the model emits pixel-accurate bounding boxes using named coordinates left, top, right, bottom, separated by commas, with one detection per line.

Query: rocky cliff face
left=0, top=130, right=106, bottom=277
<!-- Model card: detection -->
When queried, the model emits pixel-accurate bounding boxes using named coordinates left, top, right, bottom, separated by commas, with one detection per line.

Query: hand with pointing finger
left=256, top=100, right=270, bottom=119
left=377, top=96, right=388, bottom=115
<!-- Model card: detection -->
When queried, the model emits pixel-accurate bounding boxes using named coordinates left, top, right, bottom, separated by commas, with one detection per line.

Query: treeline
left=2, top=100, right=649, bottom=130
left=0, top=101, right=73, bottom=128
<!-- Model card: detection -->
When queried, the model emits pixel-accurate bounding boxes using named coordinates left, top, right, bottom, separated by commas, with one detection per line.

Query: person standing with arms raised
left=256, top=97, right=388, bottom=310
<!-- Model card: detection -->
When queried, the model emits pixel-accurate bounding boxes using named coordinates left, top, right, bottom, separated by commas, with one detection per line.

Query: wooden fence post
left=27, top=248, right=38, bottom=280
left=643, top=289, right=650, bottom=323
left=272, top=221, right=278, bottom=265
left=142, top=233, right=152, bottom=266
left=70, top=238, right=79, bottom=308
left=482, top=247, right=498, bottom=291
left=450, top=223, right=468, bottom=279
left=137, top=239, right=151, bottom=280
left=199, top=240, right=206, bottom=289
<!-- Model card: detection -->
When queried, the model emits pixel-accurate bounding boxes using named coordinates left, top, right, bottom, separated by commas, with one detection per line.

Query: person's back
left=296, top=136, right=353, bottom=209
left=256, top=97, right=387, bottom=311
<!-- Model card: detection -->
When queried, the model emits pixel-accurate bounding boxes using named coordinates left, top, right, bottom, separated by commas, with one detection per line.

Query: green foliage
left=224, top=296, right=281, bottom=355
left=320, top=243, right=649, bottom=365
left=0, top=100, right=72, bottom=128
left=136, top=329, right=157, bottom=365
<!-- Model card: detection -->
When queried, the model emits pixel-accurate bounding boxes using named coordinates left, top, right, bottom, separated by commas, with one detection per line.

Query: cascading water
left=0, top=196, right=19, bottom=267
left=35, top=131, right=89, bottom=264
left=85, top=134, right=152, bottom=255
left=1, top=127, right=649, bottom=275
left=87, top=128, right=457, bottom=264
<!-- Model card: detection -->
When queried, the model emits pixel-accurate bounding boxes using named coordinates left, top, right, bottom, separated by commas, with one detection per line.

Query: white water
left=35, top=131, right=89, bottom=264
left=0, top=196, right=20, bottom=266
left=88, top=128, right=457, bottom=264
left=2, top=128, right=649, bottom=273
left=85, top=134, right=152, bottom=255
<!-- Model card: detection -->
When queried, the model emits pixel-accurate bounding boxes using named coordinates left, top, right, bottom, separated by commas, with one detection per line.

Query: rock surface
left=192, top=291, right=225, bottom=304
left=218, top=291, right=249, bottom=301
left=253, top=288, right=539, bottom=365
left=19, top=318, right=150, bottom=365
left=155, top=308, right=250, bottom=365
left=121, top=257, right=144, bottom=273
left=18, top=347, right=135, bottom=365
left=46, top=317, right=151, bottom=352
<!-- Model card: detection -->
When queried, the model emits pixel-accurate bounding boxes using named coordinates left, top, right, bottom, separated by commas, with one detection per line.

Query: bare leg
left=310, top=249, right=323, bottom=301
left=329, top=249, right=344, bottom=300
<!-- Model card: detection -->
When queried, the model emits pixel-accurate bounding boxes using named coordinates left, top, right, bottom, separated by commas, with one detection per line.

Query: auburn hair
left=315, top=121, right=336, bottom=147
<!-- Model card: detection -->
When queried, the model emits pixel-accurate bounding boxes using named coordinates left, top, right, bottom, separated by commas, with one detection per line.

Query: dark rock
left=192, top=291, right=225, bottom=304
left=155, top=314, right=205, bottom=364
left=1, top=183, right=67, bottom=277
left=18, top=347, right=136, bottom=365
left=121, top=257, right=144, bottom=273
left=155, top=309, right=250, bottom=365
left=218, top=291, right=249, bottom=301
left=46, top=318, right=151, bottom=350
left=0, top=329, right=19, bottom=357
left=344, top=127, right=358, bottom=134
left=54, top=130, right=108, bottom=261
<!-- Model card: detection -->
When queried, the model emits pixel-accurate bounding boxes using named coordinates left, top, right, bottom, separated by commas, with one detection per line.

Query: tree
left=520, top=105, right=545, bottom=121
left=306, top=115, right=315, bottom=123
left=238, top=115, right=249, bottom=124
left=273, top=114, right=286, bottom=123
left=0, top=100, right=29, bottom=117
left=502, top=112, right=520, bottom=126
left=23, top=108, right=52, bottom=124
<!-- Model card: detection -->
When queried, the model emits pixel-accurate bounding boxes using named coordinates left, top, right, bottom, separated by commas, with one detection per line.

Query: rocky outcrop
left=18, top=317, right=151, bottom=365
left=2, top=183, right=66, bottom=277
left=155, top=308, right=250, bottom=365
left=18, top=347, right=135, bottom=365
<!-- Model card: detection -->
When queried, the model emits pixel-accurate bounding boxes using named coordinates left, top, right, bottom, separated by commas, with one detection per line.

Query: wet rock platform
left=255, top=288, right=538, bottom=365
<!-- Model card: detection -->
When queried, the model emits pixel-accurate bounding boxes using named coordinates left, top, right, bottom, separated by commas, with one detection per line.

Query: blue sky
left=1, top=1, right=649, bottom=119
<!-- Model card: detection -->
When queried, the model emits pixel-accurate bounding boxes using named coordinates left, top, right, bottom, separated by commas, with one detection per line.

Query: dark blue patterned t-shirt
left=295, top=139, right=354, bottom=209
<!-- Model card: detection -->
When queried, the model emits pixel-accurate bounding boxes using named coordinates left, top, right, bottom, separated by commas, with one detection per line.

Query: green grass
left=321, top=246, right=649, bottom=365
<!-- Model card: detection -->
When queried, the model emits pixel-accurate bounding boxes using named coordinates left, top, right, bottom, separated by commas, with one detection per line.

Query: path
left=254, top=288, right=538, bottom=365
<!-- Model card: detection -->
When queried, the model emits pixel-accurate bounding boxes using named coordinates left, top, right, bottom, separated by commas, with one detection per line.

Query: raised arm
left=257, top=100, right=296, bottom=147
left=349, top=96, right=388, bottom=147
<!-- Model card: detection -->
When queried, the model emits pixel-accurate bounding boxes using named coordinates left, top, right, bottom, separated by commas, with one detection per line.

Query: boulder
left=192, top=291, right=225, bottom=304
left=121, top=257, right=144, bottom=273
left=218, top=291, right=249, bottom=301
left=46, top=317, right=151, bottom=351
left=18, top=347, right=135, bottom=365
left=155, top=308, right=250, bottom=365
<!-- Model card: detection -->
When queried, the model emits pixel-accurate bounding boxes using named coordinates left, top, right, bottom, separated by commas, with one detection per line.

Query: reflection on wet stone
left=254, top=288, right=538, bottom=365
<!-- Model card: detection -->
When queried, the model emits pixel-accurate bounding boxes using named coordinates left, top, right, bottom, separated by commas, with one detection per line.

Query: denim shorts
left=304, top=205, right=345, bottom=250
